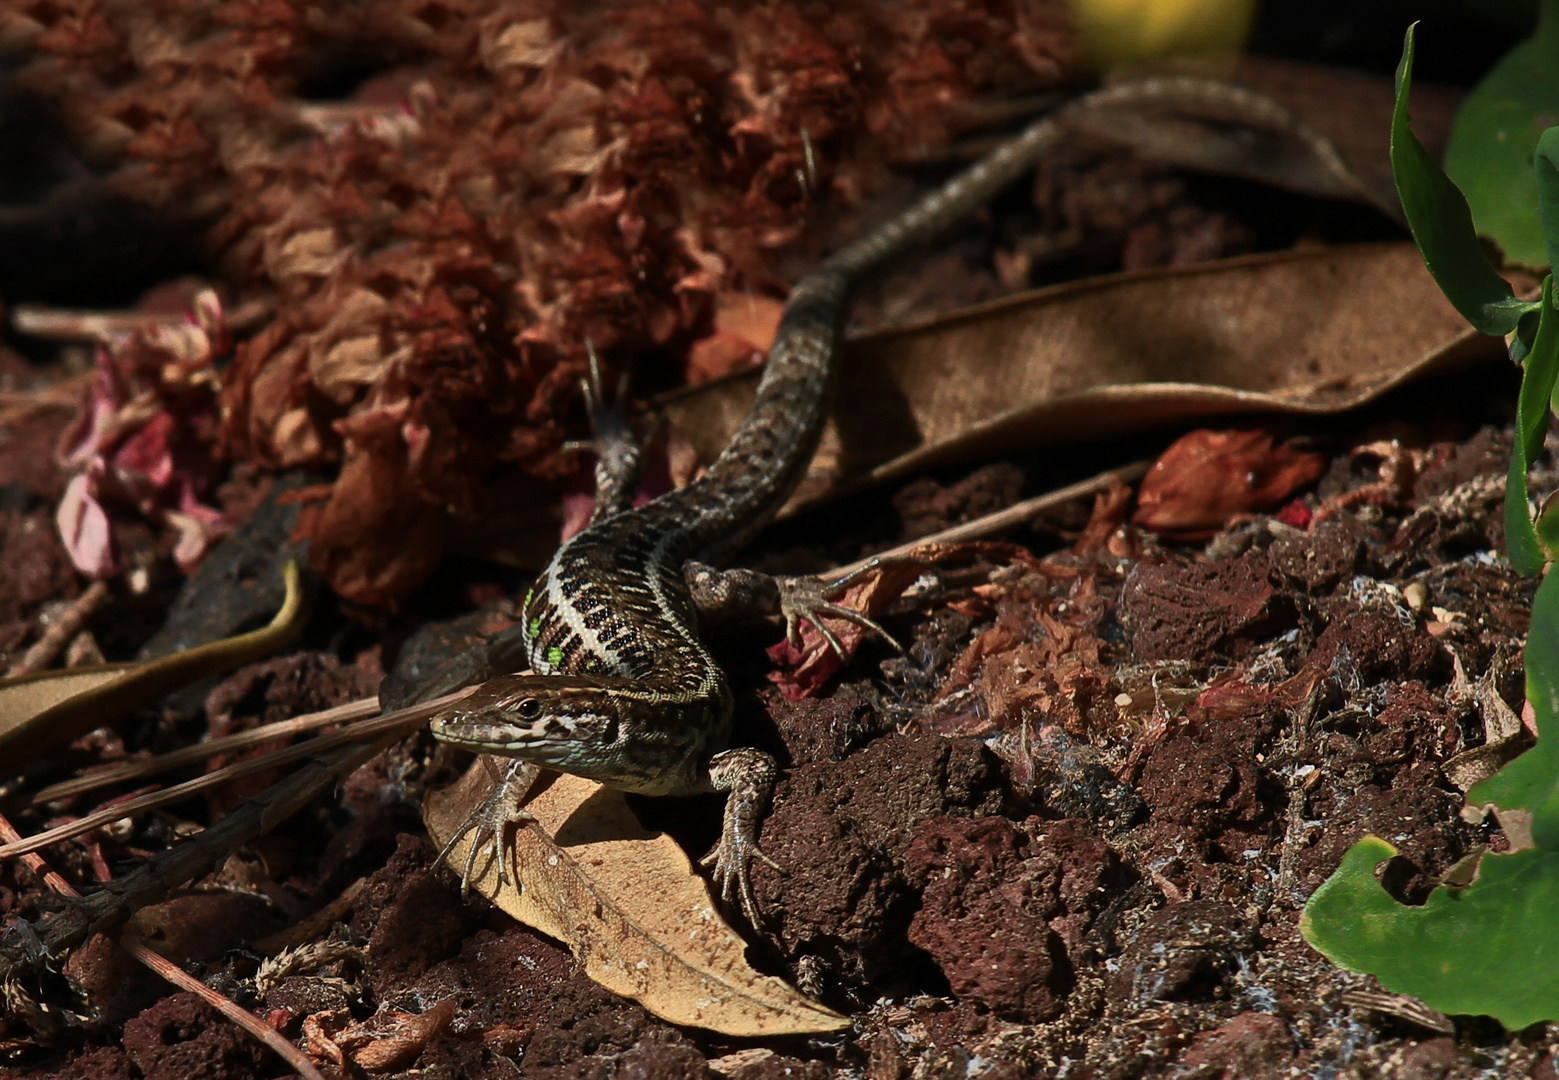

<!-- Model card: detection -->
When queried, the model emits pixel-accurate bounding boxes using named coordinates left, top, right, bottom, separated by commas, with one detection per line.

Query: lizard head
left=427, top=673, right=714, bottom=795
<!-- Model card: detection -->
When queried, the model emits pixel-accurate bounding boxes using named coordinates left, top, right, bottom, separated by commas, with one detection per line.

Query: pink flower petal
left=56, top=472, right=118, bottom=578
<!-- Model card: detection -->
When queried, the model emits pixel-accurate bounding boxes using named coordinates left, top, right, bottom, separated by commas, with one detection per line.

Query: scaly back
left=523, top=90, right=1118, bottom=686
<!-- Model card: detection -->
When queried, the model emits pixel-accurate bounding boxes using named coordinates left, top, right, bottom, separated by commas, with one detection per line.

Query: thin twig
left=0, top=689, right=467, bottom=860
left=30, top=697, right=381, bottom=806
left=1, top=690, right=472, bottom=977
left=0, top=810, right=327, bottom=1080
left=252, top=878, right=370, bottom=956
left=0, top=813, right=76, bottom=898
left=6, top=581, right=113, bottom=678
left=829, top=460, right=1150, bottom=578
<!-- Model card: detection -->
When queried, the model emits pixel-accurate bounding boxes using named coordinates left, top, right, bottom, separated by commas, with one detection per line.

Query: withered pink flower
left=52, top=289, right=231, bottom=577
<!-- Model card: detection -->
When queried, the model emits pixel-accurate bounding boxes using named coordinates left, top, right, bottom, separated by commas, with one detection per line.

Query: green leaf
left=1515, top=305, right=1542, bottom=364
left=1394, top=24, right=1536, bottom=333
left=1301, top=835, right=1559, bottom=1030
left=0, top=562, right=309, bottom=765
left=1537, top=127, right=1559, bottom=276
left=1305, top=23, right=1559, bottom=1023
left=1444, top=1, right=1559, bottom=269
left=1505, top=280, right=1559, bottom=575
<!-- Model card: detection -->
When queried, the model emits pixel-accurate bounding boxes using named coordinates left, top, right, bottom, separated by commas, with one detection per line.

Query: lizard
left=424, top=97, right=1093, bottom=924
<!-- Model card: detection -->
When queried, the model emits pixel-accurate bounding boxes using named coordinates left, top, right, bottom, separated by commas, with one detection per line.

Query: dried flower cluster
left=6, top=0, right=1074, bottom=607
left=54, top=287, right=230, bottom=578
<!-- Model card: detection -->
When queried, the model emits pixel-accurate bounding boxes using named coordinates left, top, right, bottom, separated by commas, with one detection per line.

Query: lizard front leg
left=683, top=558, right=915, bottom=922
left=701, top=747, right=785, bottom=924
left=431, top=758, right=541, bottom=896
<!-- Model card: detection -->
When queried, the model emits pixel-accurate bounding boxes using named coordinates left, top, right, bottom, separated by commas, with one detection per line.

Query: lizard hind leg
left=686, top=556, right=926, bottom=659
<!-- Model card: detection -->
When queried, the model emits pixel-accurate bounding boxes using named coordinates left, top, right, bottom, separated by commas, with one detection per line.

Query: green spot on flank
left=547, top=645, right=564, bottom=667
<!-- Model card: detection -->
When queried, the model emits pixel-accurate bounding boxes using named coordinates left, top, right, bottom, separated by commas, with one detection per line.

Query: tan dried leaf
left=268, top=228, right=348, bottom=283
left=483, top=18, right=562, bottom=72
left=311, top=336, right=390, bottom=404
left=423, top=761, right=848, bottom=1036
left=337, top=998, right=457, bottom=1072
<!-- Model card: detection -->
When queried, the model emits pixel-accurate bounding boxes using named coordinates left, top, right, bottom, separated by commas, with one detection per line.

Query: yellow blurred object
left=1068, top=0, right=1257, bottom=70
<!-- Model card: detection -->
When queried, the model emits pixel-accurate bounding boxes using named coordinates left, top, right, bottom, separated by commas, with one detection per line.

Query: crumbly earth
left=4, top=388, right=1559, bottom=1078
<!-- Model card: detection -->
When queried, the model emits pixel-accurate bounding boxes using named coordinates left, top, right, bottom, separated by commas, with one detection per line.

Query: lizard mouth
left=428, top=713, right=544, bottom=753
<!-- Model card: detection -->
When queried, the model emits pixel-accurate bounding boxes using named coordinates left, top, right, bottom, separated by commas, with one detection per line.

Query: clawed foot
left=779, top=556, right=928, bottom=657
left=562, top=342, right=645, bottom=524
left=700, top=829, right=786, bottom=927
left=702, top=748, right=785, bottom=925
left=433, top=760, right=539, bottom=898
left=573, top=341, right=634, bottom=445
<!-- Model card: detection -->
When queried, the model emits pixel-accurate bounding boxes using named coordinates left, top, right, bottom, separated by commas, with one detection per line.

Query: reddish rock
left=755, top=733, right=1009, bottom=989
left=526, top=1029, right=713, bottom=1080
left=1268, top=517, right=1365, bottom=592
left=1137, top=703, right=1280, bottom=838
left=1309, top=605, right=1446, bottom=684
left=1297, top=768, right=1468, bottom=900
left=1180, top=1011, right=1295, bottom=1079
left=356, top=834, right=476, bottom=991
left=1120, top=550, right=1295, bottom=663
left=31, top=1047, right=137, bottom=1080
left=905, top=815, right=1120, bottom=1022
left=1387, top=1036, right=1464, bottom=1078
left=120, top=992, right=269, bottom=1080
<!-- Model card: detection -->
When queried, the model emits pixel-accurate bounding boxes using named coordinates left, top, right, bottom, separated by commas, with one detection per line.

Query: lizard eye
left=516, top=698, right=542, bottom=720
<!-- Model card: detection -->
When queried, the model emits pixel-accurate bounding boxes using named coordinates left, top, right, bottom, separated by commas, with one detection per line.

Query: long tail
left=660, top=82, right=1187, bottom=561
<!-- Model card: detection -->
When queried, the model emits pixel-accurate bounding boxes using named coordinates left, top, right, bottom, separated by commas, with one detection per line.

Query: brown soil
left=5, top=400, right=1553, bottom=1078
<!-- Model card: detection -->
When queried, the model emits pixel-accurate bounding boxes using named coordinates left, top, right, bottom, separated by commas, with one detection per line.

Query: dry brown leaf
left=1062, top=75, right=1384, bottom=213
left=1227, top=55, right=1461, bottom=215
left=661, top=243, right=1503, bottom=518
left=765, top=558, right=930, bottom=701
left=332, top=998, right=457, bottom=1072
left=422, top=761, right=848, bottom=1037
left=767, top=541, right=1047, bottom=701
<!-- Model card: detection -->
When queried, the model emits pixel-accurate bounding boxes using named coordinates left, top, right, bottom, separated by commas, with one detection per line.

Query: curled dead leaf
left=326, top=998, right=458, bottom=1073
left=662, top=243, right=1503, bottom=520
left=422, top=760, right=848, bottom=1037
left=0, top=563, right=308, bottom=767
